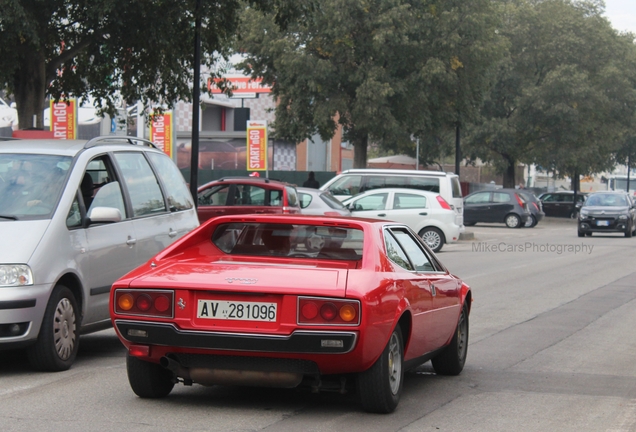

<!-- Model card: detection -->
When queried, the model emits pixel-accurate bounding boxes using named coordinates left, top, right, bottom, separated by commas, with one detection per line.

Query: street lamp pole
left=189, top=0, right=202, bottom=207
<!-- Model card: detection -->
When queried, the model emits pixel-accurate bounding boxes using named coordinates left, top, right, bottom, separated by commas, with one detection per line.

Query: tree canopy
left=0, top=0, right=303, bottom=129
left=236, top=0, right=504, bottom=168
left=465, top=0, right=636, bottom=187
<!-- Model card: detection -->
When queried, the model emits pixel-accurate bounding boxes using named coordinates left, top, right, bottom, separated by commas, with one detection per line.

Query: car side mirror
left=87, top=206, right=122, bottom=225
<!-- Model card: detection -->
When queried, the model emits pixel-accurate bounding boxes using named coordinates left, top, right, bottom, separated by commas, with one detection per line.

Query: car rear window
left=320, top=192, right=347, bottom=210
left=212, top=222, right=363, bottom=260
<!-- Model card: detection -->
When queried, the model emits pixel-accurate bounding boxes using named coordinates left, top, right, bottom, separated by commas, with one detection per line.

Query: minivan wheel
left=418, top=227, right=444, bottom=252
left=27, top=285, right=79, bottom=371
left=505, top=214, right=521, bottom=228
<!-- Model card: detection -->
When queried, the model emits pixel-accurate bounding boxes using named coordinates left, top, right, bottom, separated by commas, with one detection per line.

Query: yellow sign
left=50, top=99, right=77, bottom=139
left=247, top=120, right=267, bottom=171
left=150, top=111, right=173, bottom=158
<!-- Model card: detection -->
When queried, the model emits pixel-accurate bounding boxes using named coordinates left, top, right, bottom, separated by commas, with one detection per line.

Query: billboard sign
left=208, top=77, right=272, bottom=95
left=247, top=120, right=267, bottom=171
left=150, top=111, right=173, bottom=158
left=50, top=99, right=77, bottom=139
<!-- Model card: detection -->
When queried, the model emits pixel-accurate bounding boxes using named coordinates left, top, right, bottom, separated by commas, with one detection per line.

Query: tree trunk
left=353, top=135, right=368, bottom=168
left=502, top=158, right=516, bottom=188
left=14, top=50, right=47, bottom=129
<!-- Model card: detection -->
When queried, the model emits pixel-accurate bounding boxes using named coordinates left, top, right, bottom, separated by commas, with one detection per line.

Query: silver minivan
left=0, top=136, right=199, bottom=371
left=320, top=168, right=464, bottom=215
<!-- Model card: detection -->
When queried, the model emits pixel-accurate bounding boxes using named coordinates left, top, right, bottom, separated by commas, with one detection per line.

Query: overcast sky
left=604, top=0, right=636, bottom=34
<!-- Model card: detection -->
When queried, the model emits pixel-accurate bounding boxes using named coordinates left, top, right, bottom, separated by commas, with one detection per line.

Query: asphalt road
left=2, top=217, right=635, bottom=432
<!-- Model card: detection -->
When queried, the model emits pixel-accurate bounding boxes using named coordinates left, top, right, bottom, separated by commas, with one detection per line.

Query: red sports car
left=110, top=214, right=471, bottom=413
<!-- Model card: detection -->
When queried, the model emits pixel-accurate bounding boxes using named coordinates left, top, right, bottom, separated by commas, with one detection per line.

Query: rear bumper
left=115, top=320, right=358, bottom=354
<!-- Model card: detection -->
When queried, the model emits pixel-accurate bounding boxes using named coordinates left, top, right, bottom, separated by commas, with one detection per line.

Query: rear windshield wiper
left=0, top=215, right=18, bottom=220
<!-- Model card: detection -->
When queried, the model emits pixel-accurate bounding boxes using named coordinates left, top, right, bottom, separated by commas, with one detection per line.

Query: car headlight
left=0, top=265, right=34, bottom=287
left=579, top=209, right=589, bottom=217
left=619, top=215, right=628, bottom=220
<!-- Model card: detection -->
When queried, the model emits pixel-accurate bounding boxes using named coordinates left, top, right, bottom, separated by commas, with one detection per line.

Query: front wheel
left=505, top=213, right=521, bottom=228
left=357, top=326, right=404, bottom=413
left=127, top=354, right=175, bottom=398
left=625, top=223, right=633, bottom=238
left=419, top=227, right=445, bottom=252
left=27, top=285, right=79, bottom=371
left=578, top=230, right=585, bottom=238
left=431, top=304, right=469, bottom=376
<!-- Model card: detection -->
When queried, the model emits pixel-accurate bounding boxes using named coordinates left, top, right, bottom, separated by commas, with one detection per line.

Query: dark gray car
left=517, top=190, right=545, bottom=227
left=463, top=189, right=530, bottom=228
left=578, top=192, right=636, bottom=237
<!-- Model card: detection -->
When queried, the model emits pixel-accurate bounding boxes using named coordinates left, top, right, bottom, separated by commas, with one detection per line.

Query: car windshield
left=586, top=194, right=629, bottom=207
left=0, top=154, right=72, bottom=219
left=212, top=222, right=363, bottom=260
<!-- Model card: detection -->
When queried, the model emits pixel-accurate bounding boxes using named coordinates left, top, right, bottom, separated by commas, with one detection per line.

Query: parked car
left=196, top=177, right=301, bottom=223
left=577, top=191, right=636, bottom=237
left=463, top=189, right=530, bottom=228
left=516, top=190, right=545, bottom=227
left=110, top=214, right=471, bottom=413
left=538, top=191, right=587, bottom=218
left=341, top=188, right=460, bottom=252
left=297, top=186, right=351, bottom=216
left=0, top=136, right=199, bottom=371
left=320, top=168, right=464, bottom=216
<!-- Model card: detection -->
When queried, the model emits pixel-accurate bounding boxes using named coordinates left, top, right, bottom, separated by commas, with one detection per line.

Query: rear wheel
left=27, top=285, right=79, bottom=371
left=505, top=214, right=521, bottom=228
left=127, top=354, right=175, bottom=398
left=524, top=215, right=538, bottom=228
left=418, top=227, right=444, bottom=252
left=357, top=326, right=404, bottom=413
left=431, top=304, right=469, bottom=376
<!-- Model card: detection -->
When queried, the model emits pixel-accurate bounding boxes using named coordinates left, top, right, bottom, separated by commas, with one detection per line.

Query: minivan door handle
left=419, top=212, right=428, bottom=216
left=168, top=229, right=177, bottom=238
left=126, top=236, right=137, bottom=246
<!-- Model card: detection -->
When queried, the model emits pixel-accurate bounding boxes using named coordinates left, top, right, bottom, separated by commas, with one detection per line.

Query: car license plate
left=197, top=300, right=277, bottom=322
left=597, top=220, right=610, bottom=226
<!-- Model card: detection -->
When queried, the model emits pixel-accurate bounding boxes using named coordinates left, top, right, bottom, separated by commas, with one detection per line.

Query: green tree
left=0, top=0, right=304, bottom=129
left=465, top=0, right=636, bottom=188
left=236, top=0, right=503, bottom=168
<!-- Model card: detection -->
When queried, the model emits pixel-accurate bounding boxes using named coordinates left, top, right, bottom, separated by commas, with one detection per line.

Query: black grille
left=168, top=353, right=320, bottom=375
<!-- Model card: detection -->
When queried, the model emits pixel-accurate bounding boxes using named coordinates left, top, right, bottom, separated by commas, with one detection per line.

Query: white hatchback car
left=342, top=188, right=461, bottom=252
left=0, top=136, right=199, bottom=371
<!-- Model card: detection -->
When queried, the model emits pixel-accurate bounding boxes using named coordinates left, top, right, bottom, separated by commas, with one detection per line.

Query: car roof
left=209, top=213, right=389, bottom=228
left=344, top=187, right=441, bottom=199
left=296, top=187, right=326, bottom=194
left=339, top=168, right=454, bottom=177
left=201, top=177, right=294, bottom=187
left=0, top=136, right=160, bottom=157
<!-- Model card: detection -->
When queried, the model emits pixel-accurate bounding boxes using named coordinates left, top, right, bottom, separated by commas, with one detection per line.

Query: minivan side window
left=408, top=176, right=440, bottom=193
left=147, top=152, right=193, bottom=211
left=82, top=155, right=126, bottom=219
left=451, top=177, right=462, bottom=198
left=114, top=152, right=167, bottom=217
left=328, top=175, right=362, bottom=197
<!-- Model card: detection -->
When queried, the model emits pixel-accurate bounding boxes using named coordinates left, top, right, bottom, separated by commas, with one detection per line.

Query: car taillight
left=532, top=202, right=539, bottom=211
left=514, top=193, right=525, bottom=207
left=298, top=297, right=361, bottom=325
left=436, top=195, right=452, bottom=210
left=114, top=289, right=174, bottom=318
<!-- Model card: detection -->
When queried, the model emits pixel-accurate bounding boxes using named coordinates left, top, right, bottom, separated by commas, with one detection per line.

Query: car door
left=463, top=191, right=491, bottom=223
left=490, top=191, right=515, bottom=222
left=383, top=227, right=436, bottom=356
left=388, top=192, right=430, bottom=229
left=348, top=191, right=390, bottom=219
left=75, top=155, right=138, bottom=325
left=389, top=227, right=461, bottom=351
left=114, top=152, right=177, bottom=262
left=540, top=193, right=557, bottom=216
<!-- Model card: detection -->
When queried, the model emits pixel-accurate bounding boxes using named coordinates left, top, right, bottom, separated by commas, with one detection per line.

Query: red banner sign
left=50, top=99, right=77, bottom=139
left=150, top=112, right=173, bottom=158
left=247, top=121, right=268, bottom=171
left=208, top=77, right=271, bottom=94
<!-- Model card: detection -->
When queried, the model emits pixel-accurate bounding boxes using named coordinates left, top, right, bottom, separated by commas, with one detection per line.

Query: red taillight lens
left=514, top=193, right=525, bottom=207
left=298, top=297, right=360, bottom=325
left=114, top=290, right=174, bottom=318
left=436, top=195, right=452, bottom=210
left=532, top=202, right=539, bottom=211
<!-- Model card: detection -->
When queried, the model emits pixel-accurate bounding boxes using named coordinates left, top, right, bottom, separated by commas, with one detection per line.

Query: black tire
left=357, top=326, right=404, bottom=413
left=27, top=285, right=79, bottom=371
left=418, top=227, right=445, bottom=252
left=524, top=215, right=538, bottom=228
left=569, top=210, right=578, bottom=219
left=625, top=223, right=633, bottom=238
left=585, top=232, right=593, bottom=237
left=505, top=213, right=521, bottom=228
left=431, top=304, right=469, bottom=376
left=127, top=354, right=175, bottom=398
left=577, top=230, right=585, bottom=238
left=464, top=222, right=476, bottom=227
